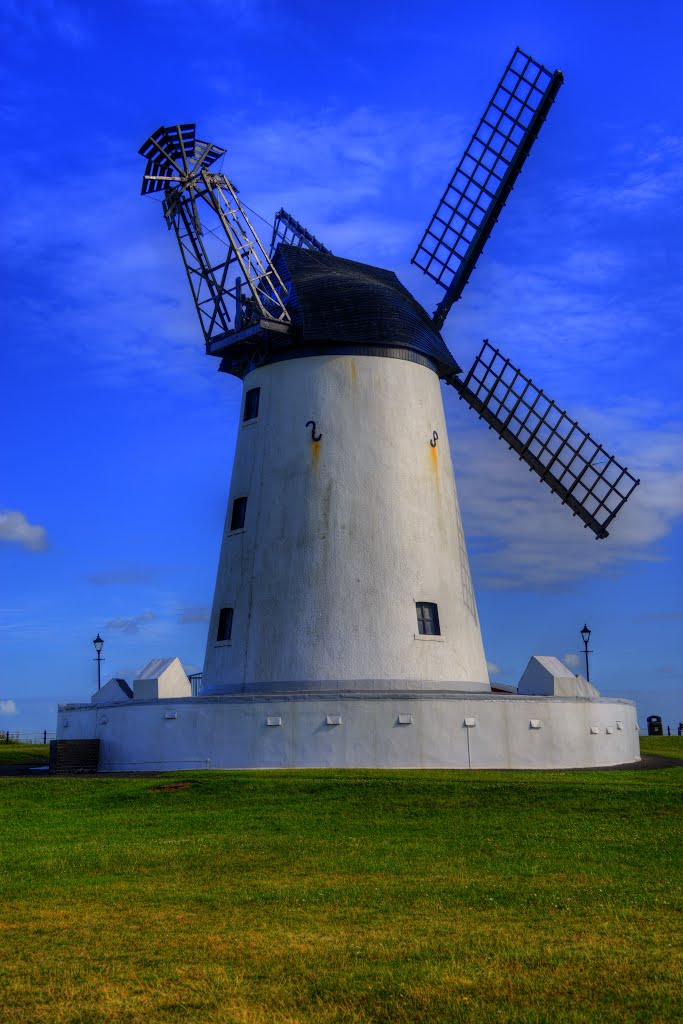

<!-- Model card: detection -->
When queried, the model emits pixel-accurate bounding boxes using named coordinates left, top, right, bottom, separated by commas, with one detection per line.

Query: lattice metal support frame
left=453, top=341, right=640, bottom=538
left=412, top=48, right=563, bottom=329
left=165, top=188, right=233, bottom=342
left=140, top=124, right=291, bottom=347
left=270, top=209, right=331, bottom=257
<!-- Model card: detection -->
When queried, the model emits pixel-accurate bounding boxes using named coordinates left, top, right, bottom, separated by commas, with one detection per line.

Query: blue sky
left=1, top=0, right=682, bottom=735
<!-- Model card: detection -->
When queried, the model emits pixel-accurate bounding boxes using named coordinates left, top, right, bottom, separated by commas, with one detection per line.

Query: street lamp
left=92, top=633, right=105, bottom=690
left=580, top=623, right=592, bottom=683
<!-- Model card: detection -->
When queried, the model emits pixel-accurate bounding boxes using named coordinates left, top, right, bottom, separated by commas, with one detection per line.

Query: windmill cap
left=273, top=245, right=461, bottom=379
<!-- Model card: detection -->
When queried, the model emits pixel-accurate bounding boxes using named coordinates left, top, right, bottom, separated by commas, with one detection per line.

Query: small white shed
left=91, top=678, right=134, bottom=704
left=517, top=656, right=600, bottom=698
left=133, top=657, right=191, bottom=700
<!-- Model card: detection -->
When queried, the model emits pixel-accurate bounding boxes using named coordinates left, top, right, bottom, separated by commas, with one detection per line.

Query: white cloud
left=105, top=611, right=156, bottom=635
left=3, top=107, right=680, bottom=593
left=6, top=107, right=680, bottom=416
left=199, top=105, right=467, bottom=265
left=85, top=565, right=160, bottom=586
left=179, top=607, right=210, bottom=625
left=486, top=661, right=501, bottom=675
left=2, top=105, right=471, bottom=399
left=447, top=248, right=657, bottom=385
left=563, top=653, right=581, bottom=670
left=568, top=134, right=683, bottom=214
left=0, top=0, right=92, bottom=47
left=0, top=510, right=48, bottom=551
left=450, top=398, right=683, bottom=589
left=0, top=700, right=18, bottom=716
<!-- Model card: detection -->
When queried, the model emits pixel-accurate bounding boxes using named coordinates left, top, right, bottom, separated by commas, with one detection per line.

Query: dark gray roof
left=114, top=679, right=134, bottom=699
left=273, top=245, right=461, bottom=378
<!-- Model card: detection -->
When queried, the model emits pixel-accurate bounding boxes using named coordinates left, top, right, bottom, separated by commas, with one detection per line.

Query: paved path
left=1, top=755, right=682, bottom=777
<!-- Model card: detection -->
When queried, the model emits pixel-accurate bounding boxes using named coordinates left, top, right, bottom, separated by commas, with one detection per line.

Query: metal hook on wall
left=430, top=431, right=439, bottom=447
left=306, top=420, right=322, bottom=442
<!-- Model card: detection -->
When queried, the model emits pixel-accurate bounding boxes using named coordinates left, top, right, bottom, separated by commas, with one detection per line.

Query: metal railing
left=3, top=731, right=55, bottom=745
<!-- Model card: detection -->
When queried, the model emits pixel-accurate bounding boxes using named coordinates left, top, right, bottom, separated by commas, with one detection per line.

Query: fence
left=3, top=731, right=56, bottom=745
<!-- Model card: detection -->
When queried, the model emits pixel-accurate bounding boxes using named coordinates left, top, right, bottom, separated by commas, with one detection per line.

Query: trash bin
left=647, top=715, right=663, bottom=736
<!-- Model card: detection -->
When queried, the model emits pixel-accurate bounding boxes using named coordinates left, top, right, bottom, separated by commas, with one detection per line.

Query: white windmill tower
left=127, top=49, right=641, bottom=769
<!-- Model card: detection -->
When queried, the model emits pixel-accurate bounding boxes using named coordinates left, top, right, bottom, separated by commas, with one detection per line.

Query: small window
left=230, top=496, right=247, bottom=531
left=217, top=607, right=233, bottom=642
left=416, top=602, right=440, bottom=636
left=243, top=387, right=260, bottom=422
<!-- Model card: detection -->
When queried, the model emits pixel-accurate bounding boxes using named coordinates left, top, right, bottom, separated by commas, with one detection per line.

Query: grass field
left=639, top=734, right=683, bottom=758
left=0, top=742, right=49, bottom=764
left=1, top=748, right=682, bottom=1024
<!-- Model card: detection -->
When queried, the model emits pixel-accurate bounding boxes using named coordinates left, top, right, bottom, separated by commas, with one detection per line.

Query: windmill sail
left=452, top=341, right=640, bottom=539
left=412, top=48, right=563, bottom=329
left=139, top=124, right=290, bottom=349
left=269, top=209, right=331, bottom=258
left=139, top=124, right=225, bottom=194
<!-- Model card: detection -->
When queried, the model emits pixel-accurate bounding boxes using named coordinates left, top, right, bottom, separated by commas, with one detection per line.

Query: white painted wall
left=202, top=354, right=489, bottom=695
left=518, top=656, right=601, bottom=698
left=133, top=657, right=191, bottom=700
left=57, top=693, right=640, bottom=771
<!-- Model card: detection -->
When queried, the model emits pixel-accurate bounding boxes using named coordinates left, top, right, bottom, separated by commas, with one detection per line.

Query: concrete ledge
left=57, top=691, right=639, bottom=772
left=199, top=678, right=490, bottom=695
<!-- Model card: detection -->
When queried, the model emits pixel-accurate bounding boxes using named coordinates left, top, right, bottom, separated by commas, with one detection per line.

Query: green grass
left=1, top=767, right=681, bottom=1024
left=0, top=742, right=49, bottom=764
left=639, top=734, right=683, bottom=759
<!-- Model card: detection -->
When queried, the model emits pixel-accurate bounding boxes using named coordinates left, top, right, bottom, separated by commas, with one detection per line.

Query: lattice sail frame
left=413, top=48, right=563, bottom=329
left=139, top=125, right=290, bottom=346
left=269, top=209, right=331, bottom=258
left=139, top=124, right=226, bottom=195
left=453, top=342, right=640, bottom=539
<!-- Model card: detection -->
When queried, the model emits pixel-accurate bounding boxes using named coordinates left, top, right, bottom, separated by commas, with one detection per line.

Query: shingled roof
left=273, top=245, right=461, bottom=379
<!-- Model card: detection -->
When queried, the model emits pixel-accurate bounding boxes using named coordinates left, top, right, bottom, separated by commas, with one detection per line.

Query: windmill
left=139, top=47, right=640, bottom=699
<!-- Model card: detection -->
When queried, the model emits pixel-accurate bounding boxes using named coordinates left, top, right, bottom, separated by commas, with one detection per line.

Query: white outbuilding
left=518, top=656, right=601, bottom=699
left=91, top=678, right=133, bottom=704
left=133, top=658, right=191, bottom=700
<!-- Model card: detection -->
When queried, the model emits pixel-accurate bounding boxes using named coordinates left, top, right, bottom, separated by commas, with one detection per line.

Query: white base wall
left=57, top=692, right=639, bottom=771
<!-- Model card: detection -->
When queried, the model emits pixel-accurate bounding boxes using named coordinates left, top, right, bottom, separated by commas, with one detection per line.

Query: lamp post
left=580, top=623, right=592, bottom=683
left=93, top=633, right=105, bottom=690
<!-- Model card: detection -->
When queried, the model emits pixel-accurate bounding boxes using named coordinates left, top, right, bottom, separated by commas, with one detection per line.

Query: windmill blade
left=138, top=124, right=225, bottom=194
left=412, top=48, right=563, bottom=329
left=452, top=341, right=640, bottom=539
left=139, top=124, right=195, bottom=193
left=190, top=136, right=226, bottom=174
left=269, top=209, right=331, bottom=258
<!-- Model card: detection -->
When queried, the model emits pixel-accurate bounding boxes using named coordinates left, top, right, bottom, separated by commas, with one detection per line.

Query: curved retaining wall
left=57, top=692, right=639, bottom=771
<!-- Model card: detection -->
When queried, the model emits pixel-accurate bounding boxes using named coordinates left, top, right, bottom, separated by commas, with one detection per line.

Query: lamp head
left=93, top=633, right=104, bottom=653
left=580, top=623, right=591, bottom=645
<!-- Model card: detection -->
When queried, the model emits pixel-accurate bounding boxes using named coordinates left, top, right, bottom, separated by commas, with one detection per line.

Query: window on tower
left=217, top=607, right=233, bottom=643
left=243, top=387, right=260, bottom=422
left=416, top=602, right=440, bottom=636
left=230, top=496, right=247, bottom=531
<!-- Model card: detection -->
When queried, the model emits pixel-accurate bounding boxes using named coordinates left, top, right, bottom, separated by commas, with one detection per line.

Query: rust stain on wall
left=429, top=438, right=443, bottom=509
left=311, top=439, right=321, bottom=475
